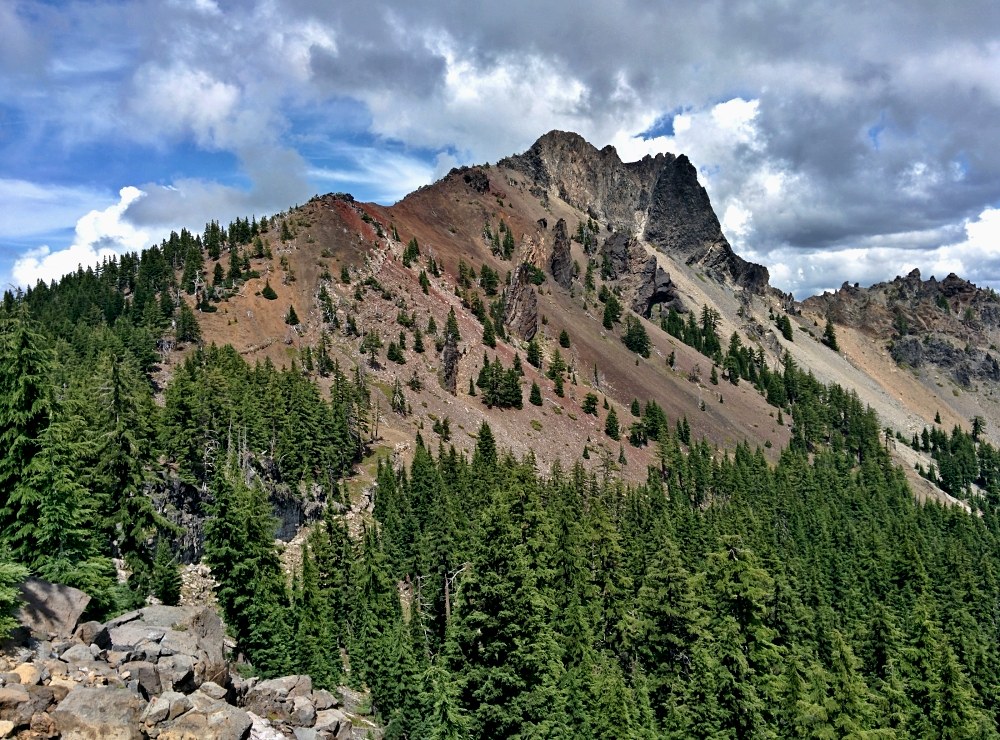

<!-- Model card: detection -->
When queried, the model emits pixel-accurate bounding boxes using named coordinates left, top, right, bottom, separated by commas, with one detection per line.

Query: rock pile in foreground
left=1, top=602, right=380, bottom=739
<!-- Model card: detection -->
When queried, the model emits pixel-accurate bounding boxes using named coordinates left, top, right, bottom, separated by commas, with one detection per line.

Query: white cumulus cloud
left=11, top=187, right=152, bottom=287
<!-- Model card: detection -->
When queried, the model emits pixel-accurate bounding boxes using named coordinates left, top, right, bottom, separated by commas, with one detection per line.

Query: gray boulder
left=17, top=578, right=91, bottom=639
left=51, top=686, right=146, bottom=740
left=158, top=701, right=251, bottom=740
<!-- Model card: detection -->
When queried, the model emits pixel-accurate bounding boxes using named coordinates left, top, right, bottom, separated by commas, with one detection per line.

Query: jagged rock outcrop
left=890, top=337, right=1000, bottom=387
left=450, top=165, right=490, bottom=194
left=503, top=264, right=539, bottom=340
left=633, top=258, right=683, bottom=318
left=805, top=267, right=1000, bottom=387
left=598, top=233, right=683, bottom=317
left=501, top=130, right=770, bottom=292
left=549, top=218, right=574, bottom=288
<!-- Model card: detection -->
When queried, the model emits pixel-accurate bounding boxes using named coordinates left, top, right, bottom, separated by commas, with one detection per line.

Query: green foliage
left=622, top=315, right=650, bottom=357
left=602, top=291, right=622, bottom=329
left=151, top=538, right=182, bottom=606
left=285, top=305, right=300, bottom=326
left=823, top=318, right=839, bottom=351
left=529, top=381, right=542, bottom=406
left=261, top=280, right=277, bottom=300
left=605, top=407, right=620, bottom=440
left=559, top=329, right=570, bottom=348
left=0, top=552, right=28, bottom=641
left=476, top=356, right=522, bottom=409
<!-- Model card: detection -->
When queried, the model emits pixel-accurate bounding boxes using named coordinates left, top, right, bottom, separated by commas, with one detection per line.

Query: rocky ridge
left=803, top=268, right=1000, bottom=387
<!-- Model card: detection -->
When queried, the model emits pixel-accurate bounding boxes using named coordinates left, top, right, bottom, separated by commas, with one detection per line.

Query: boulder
left=291, top=695, right=317, bottom=727
left=158, top=701, right=251, bottom=740
left=118, top=660, right=161, bottom=699
left=248, top=711, right=286, bottom=739
left=17, top=578, right=91, bottom=639
left=311, top=689, right=337, bottom=711
left=12, top=663, right=42, bottom=687
left=73, top=621, right=103, bottom=646
left=243, top=675, right=311, bottom=723
left=51, top=686, right=146, bottom=740
left=157, top=654, right=196, bottom=694
left=198, top=680, right=228, bottom=701
left=314, top=708, right=350, bottom=736
left=59, top=644, right=98, bottom=665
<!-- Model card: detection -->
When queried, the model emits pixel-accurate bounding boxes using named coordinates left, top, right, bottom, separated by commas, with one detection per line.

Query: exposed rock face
left=598, top=233, right=683, bottom=317
left=633, top=258, right=682, bottom=318
left=600, top=233, right=632, bottom=281
left=503, top=264, right=539, bottom=340
left=890, top=337, right=1000, bottom=387
left=450, top=166, right=490, bottom=193
left=501, top=130, right=770, bottom=292
left=805, top=267, right=1000, bottom=386
left=549, top=218, right=574, bottom=288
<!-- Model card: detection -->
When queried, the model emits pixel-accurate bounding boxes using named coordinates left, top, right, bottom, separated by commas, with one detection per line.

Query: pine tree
left=822, top=318, right=839, bottom=351
left=0, top=308, right=53, bottom=547
left=0, top=552, right=27, bottom=641
left=605, top=407, right=620, bottom=440
left=151, top=538, right=182, bottom=606
left=262, top=280, right=277, bottom=300
left=445, top=308, right=461, bottom=343
left=446, top=487, right=566, bottom=738
left=482, top=317, right=496, bottom=348
left=285, top=305, right=300, bottom=326
left=529, top=382, right=542, bottom=406
left=526, top=338, right=542, bottom=369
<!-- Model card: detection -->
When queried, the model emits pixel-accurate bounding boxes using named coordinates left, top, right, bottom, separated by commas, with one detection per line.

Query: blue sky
left=2, top=0, right=1000, bottom=298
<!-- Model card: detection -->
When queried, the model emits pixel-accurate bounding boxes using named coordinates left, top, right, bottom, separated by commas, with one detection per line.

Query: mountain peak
left=500, top=131, right=768, bottom=292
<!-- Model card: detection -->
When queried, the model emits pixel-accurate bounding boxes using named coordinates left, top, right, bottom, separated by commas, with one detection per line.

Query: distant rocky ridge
left=500, top=130, right=770, bottom=293
left=804, top=268, right=1000, bottom=387
left=1, top=581, right=379, bottom=740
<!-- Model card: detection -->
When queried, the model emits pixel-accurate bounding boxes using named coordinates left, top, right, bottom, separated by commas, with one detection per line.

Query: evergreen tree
left=151, top=538, right=182, bottom=606
left=526, top=338, right=542, bottom=369
left=605, top=407, right=620, bottom=440
left=822, top=318, right=839, bottom=351
left=0, top=552, right=28, bottom=641
left=529, top=381, right=543, bottom=406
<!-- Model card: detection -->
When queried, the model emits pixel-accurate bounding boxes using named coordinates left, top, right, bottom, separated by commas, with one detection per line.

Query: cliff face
left=501, top=130, right=769, bottom=293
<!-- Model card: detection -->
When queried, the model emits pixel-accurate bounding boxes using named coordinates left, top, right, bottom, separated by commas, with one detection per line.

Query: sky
left=2, top=0, right=1000, bottom=298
